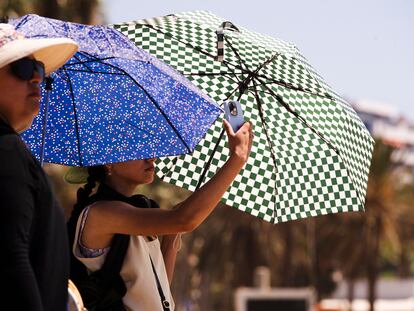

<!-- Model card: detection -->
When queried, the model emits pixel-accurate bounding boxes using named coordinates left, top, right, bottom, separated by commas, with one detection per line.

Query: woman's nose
left=30, top=69, right=43, bottom=85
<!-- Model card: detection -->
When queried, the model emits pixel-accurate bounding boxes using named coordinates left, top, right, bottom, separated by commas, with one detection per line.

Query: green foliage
left=0, top=0, right=100, bottom=24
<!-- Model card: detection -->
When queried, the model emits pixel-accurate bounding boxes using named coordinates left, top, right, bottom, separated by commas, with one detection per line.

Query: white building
left=321, top=278, right=414, bottom=311
left=352, top=100, right=414, bottom=167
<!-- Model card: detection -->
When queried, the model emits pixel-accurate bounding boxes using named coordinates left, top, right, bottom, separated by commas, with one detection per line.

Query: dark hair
left=67, top=165, right=106, bottom=283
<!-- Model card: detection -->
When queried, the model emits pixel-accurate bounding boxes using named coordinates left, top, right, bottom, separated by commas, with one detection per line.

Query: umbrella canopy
left=10, top=14, right=221, bottom=166
left=112, top=11, right=374, bottom=224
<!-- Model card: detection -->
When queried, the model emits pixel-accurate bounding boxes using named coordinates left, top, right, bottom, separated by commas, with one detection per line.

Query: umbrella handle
left=215, top=21, right=240, bottom=62
left=39, top=77, right=53, bottom=167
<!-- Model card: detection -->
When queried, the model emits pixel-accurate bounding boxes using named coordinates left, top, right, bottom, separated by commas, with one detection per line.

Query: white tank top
left=73, top=207, right=175, bottom=311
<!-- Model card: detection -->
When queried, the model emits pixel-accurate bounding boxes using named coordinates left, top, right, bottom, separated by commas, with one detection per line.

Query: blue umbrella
left=10, top=15, right=221, bottom=166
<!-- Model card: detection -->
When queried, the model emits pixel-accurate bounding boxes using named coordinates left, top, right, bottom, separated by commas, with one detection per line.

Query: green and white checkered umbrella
left=111, top=11, right=374, bottom=223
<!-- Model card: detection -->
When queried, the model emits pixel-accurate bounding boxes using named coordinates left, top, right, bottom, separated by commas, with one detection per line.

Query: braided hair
left=67, top=165, right=106, bottom=283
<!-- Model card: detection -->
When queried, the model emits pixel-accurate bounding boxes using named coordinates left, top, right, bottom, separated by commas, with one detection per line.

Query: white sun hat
left=0, top=23, right=78, bottom=75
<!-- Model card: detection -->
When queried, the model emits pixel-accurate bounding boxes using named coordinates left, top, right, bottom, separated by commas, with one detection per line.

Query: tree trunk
left=35, top=0, right=61, bottom=19
left=366, top=215, right=381, bottom=311
left=281, top=223, right=293, bottom=286
left=347, top=278, right=355, bottom=311
left=398, top=243, right=410, bottom=278
left=307, top=219, right=318, bottom=299
left=68, top=0, right=98, bottom=24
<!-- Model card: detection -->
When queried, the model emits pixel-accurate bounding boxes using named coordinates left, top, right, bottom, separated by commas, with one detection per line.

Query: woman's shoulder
left=0, top=132, right=26, bottom=155
left=0, top=134, right=34, bottom=178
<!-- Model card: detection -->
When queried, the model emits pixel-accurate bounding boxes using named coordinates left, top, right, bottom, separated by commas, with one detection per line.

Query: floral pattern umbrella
left=11, top=14, right=221, bottom=166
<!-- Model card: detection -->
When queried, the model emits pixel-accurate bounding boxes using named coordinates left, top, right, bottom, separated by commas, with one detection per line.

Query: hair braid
left=67, top=165, right=106, bottom=283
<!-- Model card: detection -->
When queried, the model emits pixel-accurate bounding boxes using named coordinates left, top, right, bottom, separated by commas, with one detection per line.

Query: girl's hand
left=223, top=119, right=253, bottom=165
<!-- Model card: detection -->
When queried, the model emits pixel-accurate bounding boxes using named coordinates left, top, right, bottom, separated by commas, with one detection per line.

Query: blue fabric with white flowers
left=11, top=14, right=221, bottom=166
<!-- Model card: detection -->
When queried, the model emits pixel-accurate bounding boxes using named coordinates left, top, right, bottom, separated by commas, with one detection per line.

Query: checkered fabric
left=215, top=21, right=240, bottom=61
left=111, top=11, right=374, bottom=223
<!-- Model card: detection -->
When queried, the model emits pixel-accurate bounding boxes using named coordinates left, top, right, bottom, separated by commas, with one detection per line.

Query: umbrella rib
left=72, top=52, right=192, bottom=152
left=257, top=83, right=366, bottom=206
left=64, top=69, right=128, bottom=76
left=251, top=82, right=279, bottom=169
left=65, top=56, right=117, bottom=66
left=158, top=156, right=180, bottom=181
left=90, top=57, right=192, bottom=153
left=256, top=78, right=339, bottom=154
left=63, top=68, right=84, bottom=166
left=236, top=53, right=279, bottom=95
left=195, top=129, right=226, bottom=189
left=72, top=51, right=117, bottom=61
left=123, top=120, right=158, bottom=137
left=223, top=41, right=281, bottom=89
left=246, top=50, right=333, bottom=99
left=251, top=80, right=278, bottom=222
left=72, top=53, right=94, bottom=73
left=187, top=71, right=243, bottom=77
left=77, top=51, right=113, bottom=60
left=186, top=71, right=243, bottom=86
left=254, top=73, right=333, bottom=99
left=224, top=36, right=249, bottom=71
left=12, top=15, right=28, bottom=28
left=47, top=18, right=71, bottom=41
left=143, top=24, right=219, bottom=60
left=299, top=60, right=331, bottom=99
left=142, top=24, right=244, bottom=81
left=220, top=60, right=245, bottom=83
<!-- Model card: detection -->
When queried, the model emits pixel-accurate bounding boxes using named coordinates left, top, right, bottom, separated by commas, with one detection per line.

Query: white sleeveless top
left=73, top=207, right=175, bottom=311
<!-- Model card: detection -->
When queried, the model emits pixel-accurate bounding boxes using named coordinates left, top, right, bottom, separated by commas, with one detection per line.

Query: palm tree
left=168, top=203, right=314, bottom=311
left=391, top=167, right=414, bottom=278
left=364, top=139, right=401, bottom=311
left=34, top=0, right=101, bottom=24
left=306, top=139, right=409, bottom=311
left=1, top=0, right=33, bottom=17
left=317, top=139, right=402, bottom=311
left=1, top=0, right=101, bottom=24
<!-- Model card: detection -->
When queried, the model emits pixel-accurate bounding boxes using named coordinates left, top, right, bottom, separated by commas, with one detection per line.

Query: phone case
left=224, top=101, right=245, bottom=132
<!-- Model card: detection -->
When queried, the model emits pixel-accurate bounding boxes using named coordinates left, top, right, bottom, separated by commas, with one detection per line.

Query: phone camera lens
left=229, top=102, right=238, bottom=116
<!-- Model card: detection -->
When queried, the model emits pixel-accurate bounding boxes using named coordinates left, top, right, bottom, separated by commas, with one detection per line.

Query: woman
left=0, top=23, right=77, bottom=310
left=67, top=119, right=253, bottom=311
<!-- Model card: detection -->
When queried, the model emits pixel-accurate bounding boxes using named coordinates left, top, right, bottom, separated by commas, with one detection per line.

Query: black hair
left=67, top=165, right=106, bottom=283
left=0, top=16, right=9, bottom=23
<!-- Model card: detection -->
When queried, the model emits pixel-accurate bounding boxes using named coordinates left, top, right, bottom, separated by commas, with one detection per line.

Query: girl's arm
left=81, top=120, right=253, bottom=248
left=160, top=234, right=181, bottom=284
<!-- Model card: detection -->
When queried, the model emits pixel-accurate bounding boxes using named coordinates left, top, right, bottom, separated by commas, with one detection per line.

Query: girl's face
left=107, top=158, right=156, bottom=185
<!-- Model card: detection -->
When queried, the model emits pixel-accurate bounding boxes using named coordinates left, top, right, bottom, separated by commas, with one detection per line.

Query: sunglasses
left=10, top=58, right=45, bottom=81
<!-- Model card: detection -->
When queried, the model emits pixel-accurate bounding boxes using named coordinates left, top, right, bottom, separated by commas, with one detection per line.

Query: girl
left=67, top=119, right=253, bottom=311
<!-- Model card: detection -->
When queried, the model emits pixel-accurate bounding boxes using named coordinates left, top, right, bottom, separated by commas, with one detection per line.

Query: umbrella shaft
left=40, top=77, right=53, bottom=167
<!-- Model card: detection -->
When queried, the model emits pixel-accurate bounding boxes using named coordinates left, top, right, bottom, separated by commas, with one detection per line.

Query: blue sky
left=103, top=0, right=414, bottom=120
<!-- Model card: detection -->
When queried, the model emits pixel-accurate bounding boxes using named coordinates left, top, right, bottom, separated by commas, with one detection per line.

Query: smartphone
left=224, top=100, right=245, bottom=132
